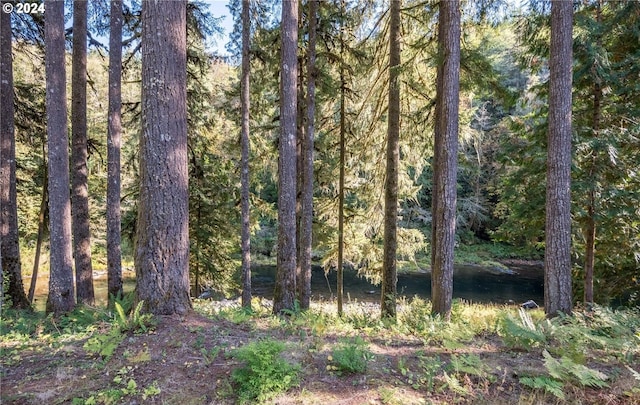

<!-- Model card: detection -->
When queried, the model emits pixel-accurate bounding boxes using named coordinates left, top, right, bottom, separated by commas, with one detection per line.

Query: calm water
left=252, top=263, right=544, bottom=305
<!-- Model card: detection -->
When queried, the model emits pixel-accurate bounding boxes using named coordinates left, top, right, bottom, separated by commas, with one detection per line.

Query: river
left=251, top=262, right=544, bottom=305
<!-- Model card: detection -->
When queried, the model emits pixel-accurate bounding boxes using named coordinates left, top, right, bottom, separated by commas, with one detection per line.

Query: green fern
left=230, top=339, right=300, bottom=404
left=442, top=371, right=469, bottom=396
left=520, top=376, right=565, bottom=400
left=114, top=300, right=154, bottom=333
left=498, top=310, right=546, bottom=350
left=543, top=350, right=608, bottom=388
left=448, top=354, right=490, bottom=379
left=114, top=301, right=128, bottom=329
left=83, top=328, right=124, bottom=361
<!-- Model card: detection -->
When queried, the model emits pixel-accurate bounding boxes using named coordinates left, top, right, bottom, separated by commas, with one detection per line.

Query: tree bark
left=240, top=0, right=252, bottom=309
left=273, top=0, right=299, bottom=315
left=107, top=0, right=124, bottom=303
left=583, top=1, right=602, bottom=306
left=45, top=0, right=76, bottom=315
left=337, top=0, right=346, bottom=317
left=431, top=0, right=460, bottom=321
left=135, top=0, right=191, bottom=315
left=28, top=163, right=47, bottom=304
left=295, top=6, right=305, bottom=309
left=381, top=0, right=401, bottom=320
left=71, top=0, right=94, bottom=306
left=299, top=0, right=317, bottom=311
left=545, top=0, right=573, bottom=317
left=1, top=6, right=30, bottom=309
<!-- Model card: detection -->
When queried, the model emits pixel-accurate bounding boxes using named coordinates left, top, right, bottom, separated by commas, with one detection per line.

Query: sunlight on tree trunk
left=107, top=0, right=124, bottom=304
left=431, top=0, right=461, bottom=321
left=28, top=162, right=47, bottom=304
left=71, top=0, right=94, bottom=306
left=273, top=0, right=299, bottom=315
left=240, top=0, right=252, bottom=309
left=381, top=0, right=401, bottom=320
left=135, top=0, right=191, bottom=315
left=1, top=7, right=30, bottom=309
left=45, top=0, right=76, bottom=315
left=337, top=0, right=346, bottom=316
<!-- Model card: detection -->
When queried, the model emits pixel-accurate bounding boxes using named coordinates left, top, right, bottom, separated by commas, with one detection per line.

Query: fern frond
left=543, top=350, right=608, bottom=388
left=114, top=301, right=127, bottom=328
left=518, top=307, right=536, bottom=330
left=498, top=312, right=546, bottom=349
left=520, top=376, right=565, bottom=400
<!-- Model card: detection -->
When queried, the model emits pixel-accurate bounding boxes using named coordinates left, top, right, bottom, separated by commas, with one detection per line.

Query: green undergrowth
left=2, top=297, right=639, bottom=404
left=197, top=298, right=640, bottom=402
left=229, top=339, right=301, bottom=404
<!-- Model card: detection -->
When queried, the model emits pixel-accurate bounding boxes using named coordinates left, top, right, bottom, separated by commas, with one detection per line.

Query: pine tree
left=240, top=0, right=252, bottom=309
left=545, top=0, right=573, bottom=317
left=45, top=0, right=76, bottom=315
left=71, top=0, right=95, bottom=306
left=135, top=0, right=191, bottom=315
left=1, top=6, right=30, bottom=309
left=299, top=0, right=317, bottom=311
left=381, top=0, right=402, bottom=320
left=431, top=0, right=461, bottom=320
left=107, top=0, right=124, bottom=303
left=273, top=0, right=299, bottom=315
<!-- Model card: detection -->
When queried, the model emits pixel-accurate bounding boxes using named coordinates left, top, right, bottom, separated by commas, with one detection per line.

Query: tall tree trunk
left=299, top=0, right=317, bottom=311
left=337, top=0, right=346, bottom=317
left=1, top=7, right=30, bottom=309
left=240, top=0, right=251, bottom=308
left=273, top=0, right=299, bottom=315
left=431, top=0, right=460, bottom=321
left=107, top=0, right=124, bottom=303
left=45, top=0, right=76, bottom=315
left=71, top=0, right=94, bottom=306
left=583, top=201, right=595, bottom=304
left=240, top=0, right=251, bottom=309
left=381, top=0, right=401, bottom=320
left=545, top=0, right=573, bottom=318
left=583, top=1, right=602, bottom=306
left=29, top=162, right=48, bottom=304
left=295, top=14, right=305, bottom=308
left=135, top=0, right=191, bottom=315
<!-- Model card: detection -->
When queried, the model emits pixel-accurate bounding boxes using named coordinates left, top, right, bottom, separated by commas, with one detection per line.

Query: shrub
left=230, top=339, right=300, bottom=403
left=328, top=336, right=372, bottom=375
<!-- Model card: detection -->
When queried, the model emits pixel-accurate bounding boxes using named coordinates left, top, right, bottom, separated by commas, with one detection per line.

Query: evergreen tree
left=240, top=0, right=252, bottom=309
left=299, top=0, right=318, bottom=311
left=273, top=0, right=299, bottom=315
left=135, top=0, right=191, bottom=315
left=71, top=0, right=95, bottom=306
left=1, top=5, right=30, bottom=309
left=381, top=0, right=401, bottom=320
left=45, top=0, right=76, bottom=315
left=545, top=0, right=573, bottom=317
left=431, top=0, right=461, bottom=320
left=107, top=0, right=124, bottom=303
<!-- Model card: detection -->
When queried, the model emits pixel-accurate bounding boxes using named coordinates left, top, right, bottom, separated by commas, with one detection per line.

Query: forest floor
left=2, top=297, right=640, bottom=405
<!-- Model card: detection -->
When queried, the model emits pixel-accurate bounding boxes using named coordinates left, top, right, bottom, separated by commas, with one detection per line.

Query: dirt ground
left=2, top=304, right=639, bottom=405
